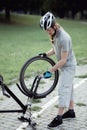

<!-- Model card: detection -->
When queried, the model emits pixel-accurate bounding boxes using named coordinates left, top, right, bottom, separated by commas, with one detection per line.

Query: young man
left=40, top=12, right=77, bottom=128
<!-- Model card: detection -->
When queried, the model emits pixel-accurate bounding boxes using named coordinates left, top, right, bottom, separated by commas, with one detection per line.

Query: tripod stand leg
left=18, top=97, right=37, bottom=129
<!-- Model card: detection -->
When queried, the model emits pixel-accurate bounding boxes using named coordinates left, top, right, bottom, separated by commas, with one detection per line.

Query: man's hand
left=43, top=71, right=52, bottom=79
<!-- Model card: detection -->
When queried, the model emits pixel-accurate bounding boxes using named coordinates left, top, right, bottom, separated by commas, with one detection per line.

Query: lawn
left=0, top=13, right=87, bottom=84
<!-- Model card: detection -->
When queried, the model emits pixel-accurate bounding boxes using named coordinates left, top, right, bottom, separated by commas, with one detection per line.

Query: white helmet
left=40, top=12, right=55, bottom=30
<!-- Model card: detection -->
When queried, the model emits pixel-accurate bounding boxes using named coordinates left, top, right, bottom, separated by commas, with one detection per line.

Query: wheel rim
left=20, top=56, right=59, bottom=98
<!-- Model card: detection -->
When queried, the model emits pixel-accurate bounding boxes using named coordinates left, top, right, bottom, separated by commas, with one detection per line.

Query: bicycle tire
left=20, top=55, right=59, bottom=99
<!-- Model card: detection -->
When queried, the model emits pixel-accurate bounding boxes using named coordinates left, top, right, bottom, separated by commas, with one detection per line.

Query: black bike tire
left=20, top=55, right=59, bottom=99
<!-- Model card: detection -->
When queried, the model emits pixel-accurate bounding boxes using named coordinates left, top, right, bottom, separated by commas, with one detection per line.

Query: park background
left=0, top=0, right=87, bottom=84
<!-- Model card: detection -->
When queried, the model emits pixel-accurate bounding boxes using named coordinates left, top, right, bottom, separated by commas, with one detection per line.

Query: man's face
left=46, top=27, right=55, bottom=36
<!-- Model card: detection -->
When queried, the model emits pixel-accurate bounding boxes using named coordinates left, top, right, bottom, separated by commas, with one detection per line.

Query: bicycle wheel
left=20, top=55, right=59, bottom=99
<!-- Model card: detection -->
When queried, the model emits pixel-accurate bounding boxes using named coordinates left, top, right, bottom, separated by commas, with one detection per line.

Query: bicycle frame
left=0, top=83, right=27, bottom=114
left=0, top=73, right=44, bottom=115
left=0, top=75, right=42, bottom=113
left=0, top=75, right=37, bottom=128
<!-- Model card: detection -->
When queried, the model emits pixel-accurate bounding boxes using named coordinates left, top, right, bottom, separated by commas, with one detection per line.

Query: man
left=40, top=12, right=77, bottom=128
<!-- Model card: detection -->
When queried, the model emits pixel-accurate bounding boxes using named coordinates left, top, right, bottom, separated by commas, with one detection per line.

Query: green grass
left=32, top=99, right=41, bottom=103
left=0, top=13, right=87, bottom=84
left=59, top=19, right=87, bottom=65
left=76, top=102, right=86, bottom=106
left=75, top=74, right=87, bottom=78
left=32, top=106, right=41, bottom=111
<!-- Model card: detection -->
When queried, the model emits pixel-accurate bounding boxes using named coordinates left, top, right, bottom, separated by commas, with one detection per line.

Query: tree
left=0, top=0, right=27, bottom=21
left=0, top=0, right=44, bottom=21
left=0, top=0, right=87, bottom=21
left=42, top=0, right=67, bottom=18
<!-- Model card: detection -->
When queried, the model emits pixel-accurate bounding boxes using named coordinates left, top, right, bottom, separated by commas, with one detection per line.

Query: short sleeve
left=61, top=39, right=69, bottom=52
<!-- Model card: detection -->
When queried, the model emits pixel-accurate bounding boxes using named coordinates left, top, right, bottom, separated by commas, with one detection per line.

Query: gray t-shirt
left=53, top=27, right=77, bottom=67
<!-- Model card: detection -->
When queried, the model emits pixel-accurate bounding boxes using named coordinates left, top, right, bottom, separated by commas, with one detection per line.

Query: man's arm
left=50, top=51, right=68, bottom=72
left=46, top=48, right=55, bottom=57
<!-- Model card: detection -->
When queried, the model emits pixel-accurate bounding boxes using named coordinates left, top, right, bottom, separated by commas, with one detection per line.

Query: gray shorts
left=58, top=66, right=76, bottom=108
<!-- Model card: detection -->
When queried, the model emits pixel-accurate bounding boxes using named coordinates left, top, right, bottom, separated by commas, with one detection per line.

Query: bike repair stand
left=0, top=75, right=38, bottom=130
left=18, top=97, right=37, bottom=129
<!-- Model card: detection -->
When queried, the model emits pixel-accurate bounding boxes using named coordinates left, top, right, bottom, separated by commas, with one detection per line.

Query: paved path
left=0, top=65, right=87, bottom=130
